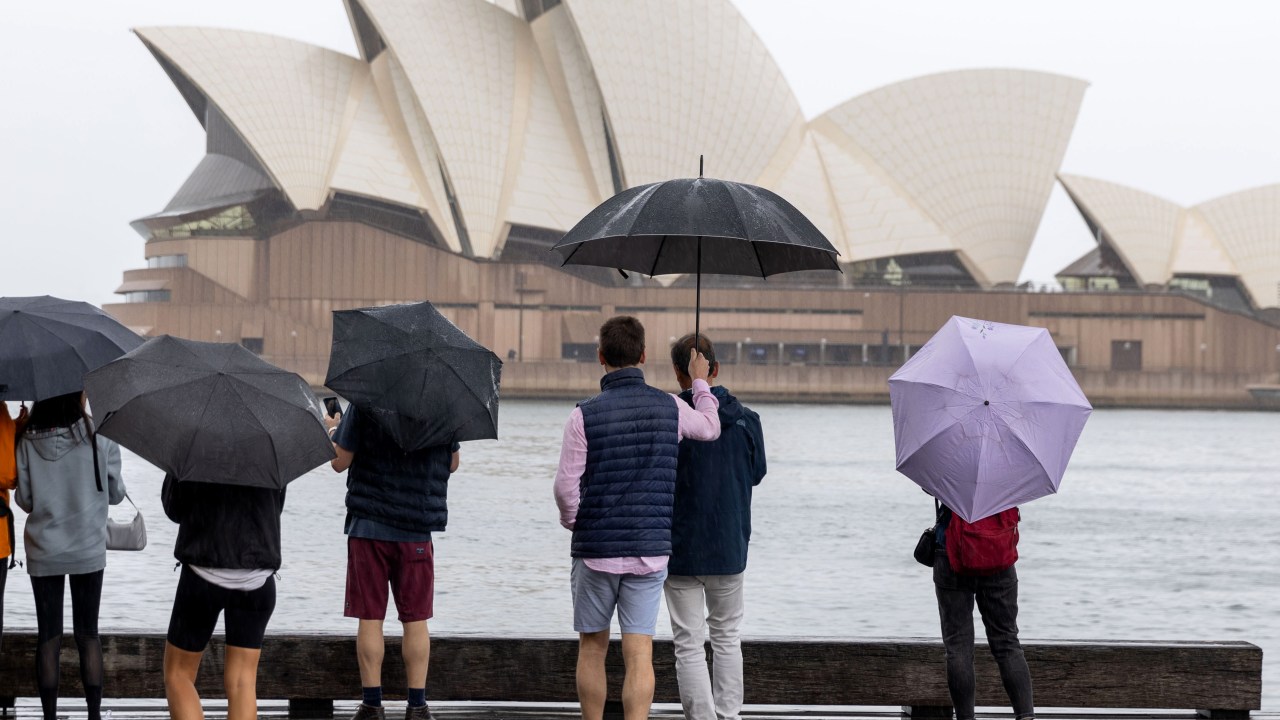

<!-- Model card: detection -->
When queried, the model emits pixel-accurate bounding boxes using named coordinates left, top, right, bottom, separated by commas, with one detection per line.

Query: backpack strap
left=88, top=420, right=103, bottom=493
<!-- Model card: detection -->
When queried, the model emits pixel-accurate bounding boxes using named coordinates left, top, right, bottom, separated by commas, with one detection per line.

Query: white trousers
left=663, top=573, right=745, bottom=720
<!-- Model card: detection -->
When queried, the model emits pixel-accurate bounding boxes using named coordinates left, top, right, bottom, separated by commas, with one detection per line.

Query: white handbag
left=106, top=493, right=147, bottom=551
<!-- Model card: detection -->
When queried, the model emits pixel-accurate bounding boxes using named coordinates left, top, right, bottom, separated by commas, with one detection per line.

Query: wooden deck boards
left=2, top=703, right=1275, bottom=720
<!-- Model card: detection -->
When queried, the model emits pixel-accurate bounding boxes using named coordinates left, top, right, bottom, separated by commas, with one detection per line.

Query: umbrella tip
left=699, top=155, right=703, bottom=178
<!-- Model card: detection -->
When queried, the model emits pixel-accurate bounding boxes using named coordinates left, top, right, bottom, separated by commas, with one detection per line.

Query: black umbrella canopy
left=325, top=302, right=502, bottom=452
left=84, top=335, right=335, bottom=489
left=0, top=296, right=143, bottom=401
left=553, top=177, right=841, bottom=277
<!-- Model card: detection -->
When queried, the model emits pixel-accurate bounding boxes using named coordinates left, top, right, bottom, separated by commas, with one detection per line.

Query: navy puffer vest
left=572, top=368, right=680, bottom=559
left=346, top=415, right=451, bottom=534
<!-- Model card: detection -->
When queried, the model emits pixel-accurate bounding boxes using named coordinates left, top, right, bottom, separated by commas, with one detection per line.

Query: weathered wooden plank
left=0, top=634, right=1261, bottom=711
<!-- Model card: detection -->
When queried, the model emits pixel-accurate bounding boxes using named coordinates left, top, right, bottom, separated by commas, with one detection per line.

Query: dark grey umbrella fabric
left=325, top=302, right=502, bottom=452
left=84, top=335, right=335, bottom=489
left=553, top=177, right=840, bottom=277
left=0, top=296, right=143, bottom=401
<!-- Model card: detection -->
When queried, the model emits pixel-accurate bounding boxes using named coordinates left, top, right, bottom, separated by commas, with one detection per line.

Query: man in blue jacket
left=665, top=334, right=766, bottom=720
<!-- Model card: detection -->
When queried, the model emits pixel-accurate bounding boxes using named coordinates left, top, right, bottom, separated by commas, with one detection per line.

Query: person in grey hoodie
left=16, top=391, right=126, bottom=720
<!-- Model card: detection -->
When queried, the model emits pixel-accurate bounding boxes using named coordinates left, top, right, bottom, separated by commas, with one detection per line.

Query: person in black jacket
left=161, top=475, right=285, bottom=720
left=664, top=334, right=766, bottom=720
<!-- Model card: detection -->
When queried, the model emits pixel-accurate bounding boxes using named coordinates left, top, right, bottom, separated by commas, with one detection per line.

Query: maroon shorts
left=344, top=537, right=435, bottom=622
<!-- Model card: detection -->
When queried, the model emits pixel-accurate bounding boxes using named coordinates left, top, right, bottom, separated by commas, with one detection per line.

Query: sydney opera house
left=106, top=0, right=1280, bottom=406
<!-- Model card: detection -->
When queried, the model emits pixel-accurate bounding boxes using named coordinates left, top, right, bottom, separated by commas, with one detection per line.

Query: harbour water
left=5, top=401, right=1279, bottom=707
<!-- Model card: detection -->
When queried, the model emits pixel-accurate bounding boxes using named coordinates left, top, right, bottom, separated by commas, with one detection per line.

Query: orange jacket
left=0, top=403, right=19, bottom=558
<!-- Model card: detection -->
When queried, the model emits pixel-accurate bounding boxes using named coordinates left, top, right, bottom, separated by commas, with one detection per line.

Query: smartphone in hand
left=323, top=396, right=341, bottom=418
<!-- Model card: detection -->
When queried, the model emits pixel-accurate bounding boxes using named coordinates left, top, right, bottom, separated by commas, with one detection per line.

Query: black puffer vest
left=572, top=368, right=680, bottom=558
left=345, top=415, right=451, bottom=534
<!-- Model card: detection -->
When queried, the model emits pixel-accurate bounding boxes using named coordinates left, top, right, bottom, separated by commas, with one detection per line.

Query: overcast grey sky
left=5, top=1, right=1279, bottom=307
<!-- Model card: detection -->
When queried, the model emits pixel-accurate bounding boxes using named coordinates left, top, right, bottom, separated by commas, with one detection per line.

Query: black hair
left=24, top=392, right=88, bottom=432
left=670, top=333, right=717, bottom=376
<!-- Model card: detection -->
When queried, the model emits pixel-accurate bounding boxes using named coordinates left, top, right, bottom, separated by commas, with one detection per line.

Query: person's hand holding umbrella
left=686, top=351, right=711, bottom=383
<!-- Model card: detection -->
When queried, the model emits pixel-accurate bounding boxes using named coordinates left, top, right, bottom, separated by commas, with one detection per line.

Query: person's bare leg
left=357, top=619, right=386, bottom=687
left=402, top=621, right=430, bottom=689
left=163, top=642, right=205, bottom=720
left=577, top=630, right=610, bottom=720
left=224, top=645, right=263, bottom=720
left=620, top=633, right=654, bottom=720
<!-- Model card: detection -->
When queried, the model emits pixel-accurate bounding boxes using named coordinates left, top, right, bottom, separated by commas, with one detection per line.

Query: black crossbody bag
left=913, top=499, right=941, bottom=567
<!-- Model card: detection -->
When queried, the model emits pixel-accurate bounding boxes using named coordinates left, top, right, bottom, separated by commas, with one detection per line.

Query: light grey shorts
left=570, top=558, right=667, bottom=635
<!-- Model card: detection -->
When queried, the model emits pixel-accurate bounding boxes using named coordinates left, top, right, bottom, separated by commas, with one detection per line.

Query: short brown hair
left=670, top=333, right=717, bottom=376
left=598, top=316, right=645, bottom=367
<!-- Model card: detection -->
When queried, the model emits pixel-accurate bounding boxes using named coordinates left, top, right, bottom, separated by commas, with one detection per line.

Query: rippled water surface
left=6, top=402, right=1279, bottom=706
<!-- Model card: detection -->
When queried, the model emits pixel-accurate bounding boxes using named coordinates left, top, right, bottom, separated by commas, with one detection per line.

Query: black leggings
left=30, top=570, right=105, bottom=720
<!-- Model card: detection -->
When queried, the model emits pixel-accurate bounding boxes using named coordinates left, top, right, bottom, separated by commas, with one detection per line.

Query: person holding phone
left=325, top=398, right=460, bottom=720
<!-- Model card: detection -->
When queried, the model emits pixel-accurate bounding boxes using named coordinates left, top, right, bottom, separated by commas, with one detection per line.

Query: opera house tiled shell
left=1058, top=173, right=1280, bottom=312
left=128, top=0, right=1088, bottom=290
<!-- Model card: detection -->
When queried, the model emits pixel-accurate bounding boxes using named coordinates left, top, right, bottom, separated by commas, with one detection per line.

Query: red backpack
left=946, top=507, right=1019, bottom=575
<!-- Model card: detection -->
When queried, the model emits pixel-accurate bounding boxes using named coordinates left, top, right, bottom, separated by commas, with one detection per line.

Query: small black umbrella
left=325, top=302, right=502, bottom=452
left=552, top=160, right=841, bottom=339
left=83, top=335, right=335, bottom=489
left=0, top=296, right=143, bottom=401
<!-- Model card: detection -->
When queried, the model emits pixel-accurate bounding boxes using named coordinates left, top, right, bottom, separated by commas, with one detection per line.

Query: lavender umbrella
left=889, top=316, right=1091, bottom=522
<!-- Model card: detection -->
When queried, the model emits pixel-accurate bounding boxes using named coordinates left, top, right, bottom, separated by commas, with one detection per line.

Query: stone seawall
left=496, top=362, right=1275, bottom=409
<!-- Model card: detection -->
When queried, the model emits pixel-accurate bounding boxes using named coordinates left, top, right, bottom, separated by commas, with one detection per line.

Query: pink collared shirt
left=554, top=378, right=720, bottom=574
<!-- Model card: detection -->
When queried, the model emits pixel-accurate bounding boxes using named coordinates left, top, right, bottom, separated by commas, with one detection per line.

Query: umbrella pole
left=696, top=155, right=704, bottom=348
left=695, top=236, right=702, bottom=347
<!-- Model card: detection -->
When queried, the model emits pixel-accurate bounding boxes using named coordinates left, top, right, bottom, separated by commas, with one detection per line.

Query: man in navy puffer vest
left=554, top=316, right=720, bottom=720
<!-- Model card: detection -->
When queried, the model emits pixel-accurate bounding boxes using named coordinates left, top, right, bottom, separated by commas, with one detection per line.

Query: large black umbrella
left=0, top=296, right=143, bottom=401
left=552, top=161, right=841, bottom=339
left=83, top=335, right=335, bottom=489
left=325, top=302, right=502, bottom=452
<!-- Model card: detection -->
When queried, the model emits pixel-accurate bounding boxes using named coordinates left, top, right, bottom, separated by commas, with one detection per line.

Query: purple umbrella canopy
left=889, top=316, right=1092, bottom=523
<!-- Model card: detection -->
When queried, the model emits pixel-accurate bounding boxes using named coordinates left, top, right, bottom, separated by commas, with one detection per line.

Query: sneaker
left=351, top=704, right=386, bottom=720
left=404, top=704, right=434, bottom=720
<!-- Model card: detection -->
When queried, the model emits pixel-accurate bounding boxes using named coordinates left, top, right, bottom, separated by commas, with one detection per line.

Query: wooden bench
left=0, top=633, right=1261, bottom=718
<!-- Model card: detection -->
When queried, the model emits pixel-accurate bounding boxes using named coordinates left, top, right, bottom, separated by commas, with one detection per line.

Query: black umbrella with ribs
left=0, top=296, right=142, bottom=401
left=325, top=302, right=502, bottom=452
left=553, top=164, right=841, bottom=340
left=84, top=336, right=335, bottom=489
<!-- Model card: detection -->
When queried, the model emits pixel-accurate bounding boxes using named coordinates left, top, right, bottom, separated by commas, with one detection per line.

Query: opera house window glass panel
left=147, top=254, right=188, bottom=269
left=125, top=290, right=171, bottom=304
left=328, top=193, right=446, bottom=248
left=521, top=0, right=562, bottom=21
left=151, top=205, right=256, bottom=240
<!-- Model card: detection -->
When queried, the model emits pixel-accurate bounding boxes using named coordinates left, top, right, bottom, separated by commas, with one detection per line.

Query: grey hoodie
left=16, top=419, right=125, bottom=577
